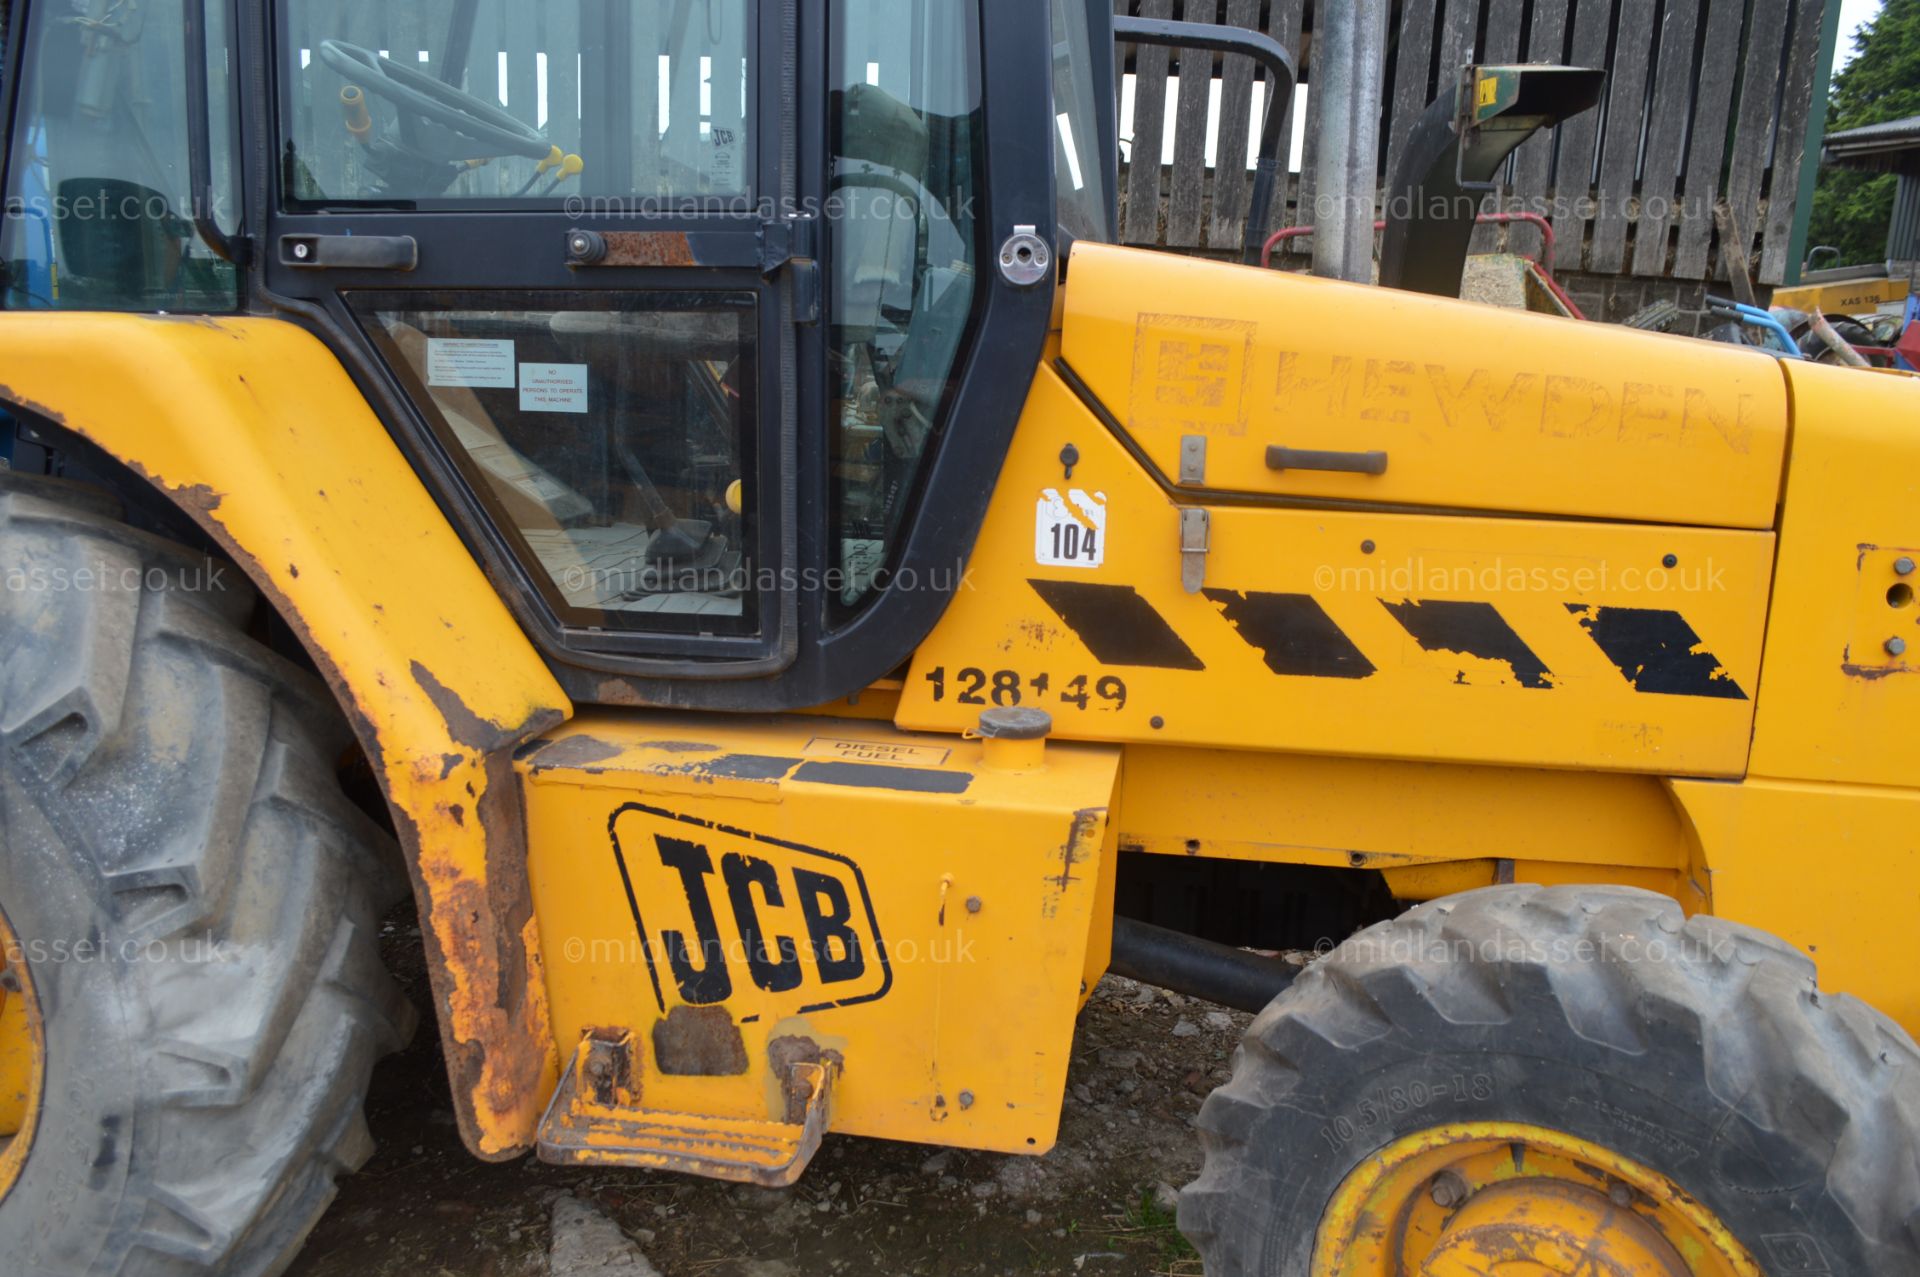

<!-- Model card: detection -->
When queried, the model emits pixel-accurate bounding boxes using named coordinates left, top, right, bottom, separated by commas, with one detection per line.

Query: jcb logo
left=609, top=803, right=891, bottom=1016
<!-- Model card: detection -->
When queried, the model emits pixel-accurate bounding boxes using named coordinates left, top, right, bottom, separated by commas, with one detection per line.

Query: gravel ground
left=285, top=917, right=1278, bottom=1277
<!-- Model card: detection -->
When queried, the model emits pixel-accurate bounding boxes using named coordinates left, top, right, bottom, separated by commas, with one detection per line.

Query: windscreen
left=280, top=1, right=754, bottom=205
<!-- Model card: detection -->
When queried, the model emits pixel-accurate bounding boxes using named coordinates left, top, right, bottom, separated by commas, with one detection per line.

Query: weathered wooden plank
left=1122, top=0, right=1176, bottom=244
left=497, top=5, right=539, bottom=197
left=1630, top=0, right=1705, bottom=275
left=1265, top=0, right=1308, bottom=244
left=1207, top=0, right=1264, bottom=249
left=1474, top=0, right=1527, bottom=251
left=1384, top=0, right=1438, bottom=189
left=1548, top=0, right=1614, bottom=272
left=1588, top=0, right=1659, bottom=273
left=1510, top=0, right=1569, bottom=208
left=1760, top=0, right=1829, bottom=283
left=1672, top=0, right=1748, bottom=278
left=287, top=0, right=317, bottom=191
left=1718, top=0, right=1790, bottom=287
left=1435, top=0, right=1480, bottom=87
left=506, top=3, right=539, bottom=129
left=1289, top=5, right=1325, bottom=248
left=454, top=0, right=502, bottom=195
left=707, top=2, right=749, bottom=198
left=1482, top=0, right=1524, bottom=61
left=1167, top=0, right=1217, bottom=246
left=547, top=2, right=583, bottom=163
left=632, top=0, right=665, bottom=197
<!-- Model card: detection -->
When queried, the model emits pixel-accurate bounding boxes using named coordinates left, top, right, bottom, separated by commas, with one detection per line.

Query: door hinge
left=1179, top=508, right=1210, bottom=594
left=761, top=216, right=820, bottom=325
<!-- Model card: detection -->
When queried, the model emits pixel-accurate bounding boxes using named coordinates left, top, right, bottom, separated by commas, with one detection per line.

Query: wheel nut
left=1897, top=557, right=1916, bottom=576
left=1609, top=1180, right=1634, bottom=1207
left=1429, top=1171, right=1469, bottom=1209
left=958, top=1090, right=975, bottom=1110
left=1888, top=637, right=1908, bottom=658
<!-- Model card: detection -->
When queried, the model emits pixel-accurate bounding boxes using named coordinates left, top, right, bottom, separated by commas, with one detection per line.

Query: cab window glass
left=281, top=1, right=754, bottom=205
left=1051, top=0, right=1112, bottom=243
left=356, top=293, right=759, bottom=635
left=829, top=0, right=983, bottom=609
left=1, top=0, right=240, bottom=311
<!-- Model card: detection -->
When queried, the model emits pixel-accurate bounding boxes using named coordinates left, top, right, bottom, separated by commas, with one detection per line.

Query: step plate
left=538, top=1032, right=835, bottom=1186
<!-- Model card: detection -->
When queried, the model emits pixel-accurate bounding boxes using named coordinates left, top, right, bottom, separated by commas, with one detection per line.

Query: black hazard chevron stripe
left=1566, top=604, right=1749, bottom=700
left=1202, top=590, right=1377, bottom=679
left=1028, top=580, right=1206, bottom=670
left=1381, top=599, right=1555, bottom=689
left=1026, top=580, right=1745, bottom=701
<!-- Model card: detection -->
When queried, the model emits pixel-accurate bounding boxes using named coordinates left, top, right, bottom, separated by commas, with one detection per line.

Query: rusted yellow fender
left=0, top=313, right=571, bottom=1159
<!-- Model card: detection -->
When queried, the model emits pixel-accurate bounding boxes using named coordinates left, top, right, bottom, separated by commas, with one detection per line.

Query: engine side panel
left=898, top=363, right=1775, bottom=777
left=1060, top=243, right=1789, bottom=529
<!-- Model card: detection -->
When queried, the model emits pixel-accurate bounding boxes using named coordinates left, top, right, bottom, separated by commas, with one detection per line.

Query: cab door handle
left=1265, top=446, right=1389, bottom=475
left=279, top=234, right=418, bottom=270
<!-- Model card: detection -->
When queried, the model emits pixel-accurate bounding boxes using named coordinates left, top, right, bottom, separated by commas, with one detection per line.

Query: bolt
left=1662, top=553, right=1679, bottom=569
left=958, top=1090, right=975, bottom=1110
left=0, top=968, right=19, bottom=993
left=1898, top=557, right=1916, bottom=577
left=1429, top=1171, right=1470, bottom=1209
left=1609, top=1181, right=1634, bottom=1208
left=965, top=896, right=983, bottom=914
left=1361, top=539, right=1377, bottom=555
left=1888, top=636, right=1908, bottom=658
left=1150, top=715, right=1166, bottom=730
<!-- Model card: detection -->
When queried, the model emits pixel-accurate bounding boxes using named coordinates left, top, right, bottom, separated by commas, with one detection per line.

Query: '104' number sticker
left=1035, top=488, right=1107, bottom=568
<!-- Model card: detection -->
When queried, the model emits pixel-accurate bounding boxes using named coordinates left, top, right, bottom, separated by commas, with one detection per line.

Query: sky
left=1836, top=0, right=1885, bottom=68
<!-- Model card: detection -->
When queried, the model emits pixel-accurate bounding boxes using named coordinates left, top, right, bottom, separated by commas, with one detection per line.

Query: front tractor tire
left=0, top=475, right=416, bottom=1276
left=1181, top=885, right=1920, bottom=1275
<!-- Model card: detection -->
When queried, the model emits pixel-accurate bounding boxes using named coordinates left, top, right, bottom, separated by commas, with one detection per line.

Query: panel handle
left=1265, top=446, right=1389, bottom=475
left=279, top=234, right=418, bottom=271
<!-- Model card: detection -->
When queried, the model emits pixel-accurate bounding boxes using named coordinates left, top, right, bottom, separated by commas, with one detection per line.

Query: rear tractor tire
left=0, top=473, right=416, bottom=1276
left=1181, top=884, right=1920, bottom=1275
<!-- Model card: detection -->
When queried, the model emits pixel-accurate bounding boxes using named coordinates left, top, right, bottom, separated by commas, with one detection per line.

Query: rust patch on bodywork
left=768, top=1035, right=845, bottom=1124
left=590, top=232, right=699, bottom=267
left=651, top=1005, right=750, bottom=1077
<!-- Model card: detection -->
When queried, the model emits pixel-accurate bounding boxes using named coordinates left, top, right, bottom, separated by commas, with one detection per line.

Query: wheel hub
left=1313, top=1122, right=1763, bottom=1277
left=0, top=902, right=45, bottom=1204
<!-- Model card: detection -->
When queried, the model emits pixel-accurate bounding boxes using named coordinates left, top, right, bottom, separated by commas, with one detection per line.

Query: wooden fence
left=1115, top=0, right=1831, bottom=286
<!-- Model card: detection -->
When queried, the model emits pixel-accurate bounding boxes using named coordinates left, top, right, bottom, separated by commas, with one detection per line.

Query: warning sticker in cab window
left=426, top=338, right=516, bottom=388
left=519, top=363, right=590, bottom=414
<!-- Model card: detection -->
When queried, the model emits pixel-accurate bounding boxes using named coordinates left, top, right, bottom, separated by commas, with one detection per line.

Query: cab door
left=263, top=0, right=799, bottom=669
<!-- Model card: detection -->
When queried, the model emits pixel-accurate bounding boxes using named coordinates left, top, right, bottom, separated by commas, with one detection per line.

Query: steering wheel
left=831, top=165, right=934, bottom=314
left=317, top=39, right=552, bottom=162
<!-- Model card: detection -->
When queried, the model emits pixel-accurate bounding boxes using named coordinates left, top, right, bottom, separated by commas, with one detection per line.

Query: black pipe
left=1378, top=65, right=1603, bottom=299
left=1108, top=916, right=1298, bottom=1014
left=1111, top=16, right=1296, bottom=265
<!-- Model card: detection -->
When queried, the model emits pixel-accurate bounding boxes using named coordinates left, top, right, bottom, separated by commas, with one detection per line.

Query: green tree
left=1806, top=0, right=1920, bottom=266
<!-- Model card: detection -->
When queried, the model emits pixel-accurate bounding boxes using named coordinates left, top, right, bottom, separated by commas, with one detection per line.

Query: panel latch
left=1180, top=508, right=1210, bottom=595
